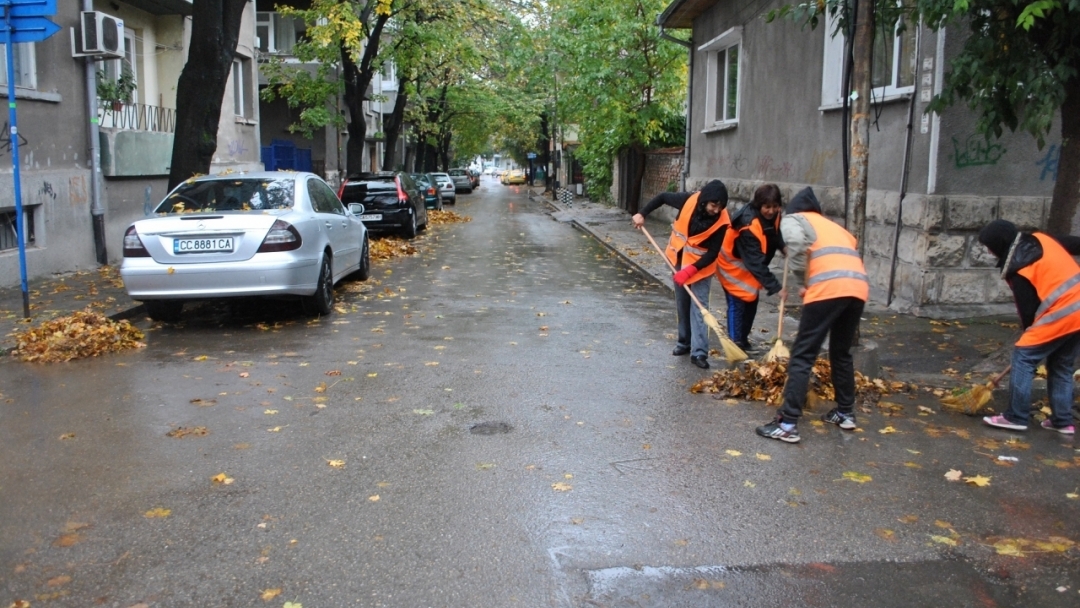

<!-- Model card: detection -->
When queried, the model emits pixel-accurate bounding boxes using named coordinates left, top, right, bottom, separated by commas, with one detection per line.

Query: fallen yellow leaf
left=552, top=482, right=572, bottom=492
left=963, top=474, right=991, bottom=487
left=878, top=426, right=898, bottom=434
left=725, top=449, right=742, bottom=457
left=327, top=459, right=345, bottom=468
left=944, top=469, right=963, bottom=481
left=841, top=471, right=872, bottom=483
left=930, top=535, right=958, bottom=546
left=368, top=495, right=380, bottom=502
left=144, top=507, right=171, bottom=518
left=755, top=453, right=772, bottom=461
left=260, top=588, right=282, bottom=601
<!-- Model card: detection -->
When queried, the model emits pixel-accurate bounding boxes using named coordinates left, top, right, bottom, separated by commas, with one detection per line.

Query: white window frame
left=0, top=42, right=37, bottom=90
left=102, top=28, right=138, bottom=104
left=256, top=11, right=302, bottom=55
left=821, top=9, right=917, bottom=108
left=698, top=26, right=742, bottom=132
left=232, top=58, right=249, bottom=117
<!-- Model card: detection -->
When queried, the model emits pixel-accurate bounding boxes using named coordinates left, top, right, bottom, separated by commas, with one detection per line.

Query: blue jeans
left=1004, top=330, right=1080, bottom=426
left=674, top=275, right=711, bottom=359
left=723, top=286, right=759, bottom=345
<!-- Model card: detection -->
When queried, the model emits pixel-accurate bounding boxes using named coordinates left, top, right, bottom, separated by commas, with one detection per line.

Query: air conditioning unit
left=77, top=11, right=124, bottom=58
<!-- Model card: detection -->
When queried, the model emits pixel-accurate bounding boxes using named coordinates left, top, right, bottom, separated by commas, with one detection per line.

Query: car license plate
left=173, top=237, right=234, bottom=254
left=359, top=214, right=383, bottom=221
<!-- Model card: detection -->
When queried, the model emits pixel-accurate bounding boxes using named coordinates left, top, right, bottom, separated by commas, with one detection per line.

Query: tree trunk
left=619, top=144, right=646, bottom=213
left=1047, top=76, right=1080, bottom=234
left=847, top=0, right=873, bottom=254
left=339, top=14, right=389, bottom=176
left=167, top=0, right=247, bottom=190
left=382, top=79, right=409, bottom=171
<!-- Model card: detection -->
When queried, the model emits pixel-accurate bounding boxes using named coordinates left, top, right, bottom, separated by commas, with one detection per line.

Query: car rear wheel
left=401, top=209, right=418, bottom=239
left=145, top=300, right=183, bottom=323
left=356, top=235, right=371, bottom=281
left=302, top=255, right=334, bottom=316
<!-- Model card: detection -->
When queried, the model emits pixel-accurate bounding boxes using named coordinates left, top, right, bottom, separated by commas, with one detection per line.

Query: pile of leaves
left=13, top=310, right=145, bottom=363
left=427, top=209, right=471, bottom=225
left=691, top=359, right=912, bottom=407
left=369, top=236, right=419, bottom=262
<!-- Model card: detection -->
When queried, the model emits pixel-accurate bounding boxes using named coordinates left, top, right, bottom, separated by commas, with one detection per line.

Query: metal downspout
left=886, top=24, right=922, bottom=307
left=659, top=26, right=692, bottom=191
left=84, top=0, right=107, bottom=264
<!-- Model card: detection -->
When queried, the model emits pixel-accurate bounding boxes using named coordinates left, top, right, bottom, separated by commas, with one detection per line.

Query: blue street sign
left=2, top=0, right=57, bottom=18
left=526, top=152, right=537, bottom=159
left=0, top=15, right=60, bottom=43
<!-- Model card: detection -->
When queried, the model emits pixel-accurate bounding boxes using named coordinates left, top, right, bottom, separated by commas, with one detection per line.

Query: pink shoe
left=1040, top=419, right=1076, bottom=435
left=982, top=414, right=1027, bottom=431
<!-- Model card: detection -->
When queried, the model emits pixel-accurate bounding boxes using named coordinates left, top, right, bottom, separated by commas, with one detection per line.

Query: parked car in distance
left=120, top=171, right=370, bottom=322
left=505, top=170, right=527, bottom=185
left=411, top=173, right=443, bottom=210
left=339, top=172, right=428, bottom=238
left=467, top=168, right=480, bottom=189
left=430, top=172, right=456, bottom=205
left=447, top=169, right=473, bottom=193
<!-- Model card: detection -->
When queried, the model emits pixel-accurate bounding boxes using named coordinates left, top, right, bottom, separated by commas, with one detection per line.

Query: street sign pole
left=3, top=2, right=30, bottom=317
left=0, top=0, right=60, bottom=318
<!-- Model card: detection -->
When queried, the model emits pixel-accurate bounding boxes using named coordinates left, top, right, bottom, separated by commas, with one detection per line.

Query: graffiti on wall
left=69, top=175, right=88, bottom=206
left=227, top=139, right=249, bottom=157
left=0, top=122, right=29, bottom=157
left=1036, top=145, right=1061, bottom=182
left=951, top=134, right=1006, bottom=168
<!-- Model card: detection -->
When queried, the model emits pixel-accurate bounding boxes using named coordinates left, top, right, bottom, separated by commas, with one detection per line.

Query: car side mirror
left=349, top=203, right=366, bottom=215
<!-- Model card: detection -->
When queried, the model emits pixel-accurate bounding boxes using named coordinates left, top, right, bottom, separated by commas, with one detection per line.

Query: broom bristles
left=763, top=338, right=789, bottom=363
left=701, top=310, right=748, bottom=362
left=940, top=382, right=994, bottom=415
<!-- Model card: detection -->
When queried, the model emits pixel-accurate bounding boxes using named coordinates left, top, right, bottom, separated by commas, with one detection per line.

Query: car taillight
left=257, top=219, right=302, bottom=252
left=123, top=226, right=150, bottom=257
left=337, top=182, right=346, bottom=199
left=395, top=178, right=408, bottom=203
left=427, top=187, right=436, bottom=196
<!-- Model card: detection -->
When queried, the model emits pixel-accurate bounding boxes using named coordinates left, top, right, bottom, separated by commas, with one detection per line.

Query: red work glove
left=673, top=265, right=697, bottom=287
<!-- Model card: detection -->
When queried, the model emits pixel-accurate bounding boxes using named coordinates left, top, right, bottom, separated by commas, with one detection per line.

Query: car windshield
left=155, top=178, right=295, bottom=214
left=448, top=170, right=467, bottom=176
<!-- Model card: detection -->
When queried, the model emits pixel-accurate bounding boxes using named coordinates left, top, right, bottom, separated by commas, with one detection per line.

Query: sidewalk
left=528, top=186, right=1019, bottom=388
left=0, top=266, right=141, bottom=356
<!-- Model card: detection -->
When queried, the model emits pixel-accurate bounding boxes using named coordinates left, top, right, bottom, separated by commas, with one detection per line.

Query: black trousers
left=778, top=296, right=864, bottom=423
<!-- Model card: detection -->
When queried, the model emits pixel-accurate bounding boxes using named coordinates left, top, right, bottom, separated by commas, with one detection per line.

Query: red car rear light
left=427, top=187, right=436, bottom=196
left=395, top=178, right=409, bottom=203
left=122, top=226, right=150, bottom=257
left=257, top=219, right=302, bottom=252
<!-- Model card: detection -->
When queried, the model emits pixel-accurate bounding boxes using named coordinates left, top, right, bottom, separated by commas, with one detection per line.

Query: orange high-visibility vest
left=801, top=212, right=869, bottom=304
left=1015, top=233, right=1080, bottom=347
left=716, top=214, right=778, bottom=302
left=665, top=193, right=730, bottom=285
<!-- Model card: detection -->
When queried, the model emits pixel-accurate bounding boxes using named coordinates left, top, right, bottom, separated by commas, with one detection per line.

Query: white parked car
left=120, top=172, right=370, bottom=322
left=430, top=172, right=456, bottom=205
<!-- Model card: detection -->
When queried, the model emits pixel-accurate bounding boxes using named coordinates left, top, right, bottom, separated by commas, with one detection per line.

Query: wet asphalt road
left=2, top=178, right=1080, bottom=607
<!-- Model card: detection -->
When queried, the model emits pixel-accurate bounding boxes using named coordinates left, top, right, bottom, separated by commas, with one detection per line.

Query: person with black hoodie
left=756, top=187, right=869, bottom=444
left=632, top=180, right=730, bottom=369
left=715, top=183, right=786, bottom=351
left=977, top=219, right=1080, bottom=435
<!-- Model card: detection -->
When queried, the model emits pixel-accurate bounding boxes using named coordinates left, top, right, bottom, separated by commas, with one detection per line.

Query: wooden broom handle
left=776, top=255, right=789, bottom=337
left=989, top=365, right=1011, bottom=387
left=640, top=226, right=714, bottom=313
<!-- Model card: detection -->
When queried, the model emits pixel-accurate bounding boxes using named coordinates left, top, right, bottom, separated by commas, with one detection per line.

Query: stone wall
left=689, top=177, right=1047, bottom=317
left=639, top=148, right=684, bottom=208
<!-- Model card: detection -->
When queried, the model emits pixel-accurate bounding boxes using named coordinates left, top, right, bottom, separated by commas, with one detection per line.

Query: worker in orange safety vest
left=715, top=184, right=786, bottom=351
left=756, top=187, right=868, bottom=444
left=978, top=219, right=1080, bottom=435
left=632, top=180, right=730, bottom=369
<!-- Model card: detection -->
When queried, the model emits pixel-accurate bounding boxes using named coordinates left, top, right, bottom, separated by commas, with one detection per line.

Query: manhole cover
left=470, top=421, right=512, bottom=435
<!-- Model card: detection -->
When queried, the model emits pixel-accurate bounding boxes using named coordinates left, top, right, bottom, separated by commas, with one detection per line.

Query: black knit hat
left=978, top=219, right=1019, bottom=267
left=698, top=180, right=728, bottom=206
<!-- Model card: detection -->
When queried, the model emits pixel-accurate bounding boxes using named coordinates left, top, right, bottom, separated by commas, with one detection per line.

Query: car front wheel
left=302, top=255, right=334, bottom=316
left=356, top=235, right=371, bottom=281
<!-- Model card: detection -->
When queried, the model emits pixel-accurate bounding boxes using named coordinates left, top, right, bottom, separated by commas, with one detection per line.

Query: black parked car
left=338, top=172, right=428, bottom=238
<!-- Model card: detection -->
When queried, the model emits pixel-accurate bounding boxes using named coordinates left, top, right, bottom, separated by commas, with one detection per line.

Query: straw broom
left=940, top=365, right=1011, bottom=415
left=640, top=227, right=747, bottom=363
left=763, top=256, right=791, bottom=362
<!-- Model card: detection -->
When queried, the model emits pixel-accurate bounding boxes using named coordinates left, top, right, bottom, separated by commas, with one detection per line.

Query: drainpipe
left=659, top=25, right=692, bottom=191
left=886, top=24, right=922, bottom=307
left=84, top=0, right=107, bottom=264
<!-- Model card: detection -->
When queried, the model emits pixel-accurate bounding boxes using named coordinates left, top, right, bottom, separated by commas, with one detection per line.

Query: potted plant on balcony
left=96, top=69, right=136, bottom=111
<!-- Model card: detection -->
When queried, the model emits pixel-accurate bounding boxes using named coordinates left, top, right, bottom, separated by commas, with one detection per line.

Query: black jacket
left=640, top=192, right=727, bottom=270
left=729, top=204, right=785, bottom=295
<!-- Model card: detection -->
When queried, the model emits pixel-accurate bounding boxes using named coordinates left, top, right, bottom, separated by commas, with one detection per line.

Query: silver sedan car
left=430, top=172, right=457, bottom=205
left=120, top=172, right=370, bottom=322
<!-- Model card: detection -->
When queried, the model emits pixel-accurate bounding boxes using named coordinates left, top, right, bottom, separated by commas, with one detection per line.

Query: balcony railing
left=98, top=101, right=176, bottom=133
